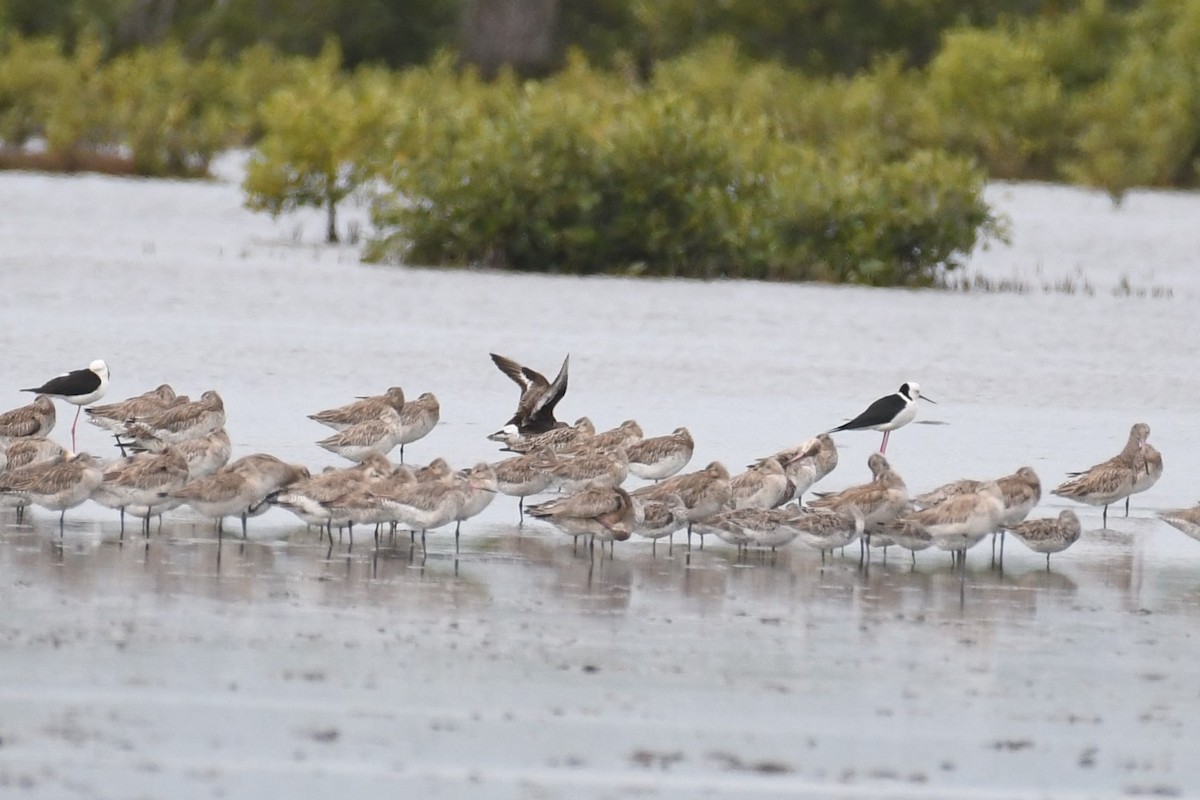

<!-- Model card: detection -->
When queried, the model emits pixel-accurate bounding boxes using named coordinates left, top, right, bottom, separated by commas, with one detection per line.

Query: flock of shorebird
left=0, top=354, right=1193, bottom=569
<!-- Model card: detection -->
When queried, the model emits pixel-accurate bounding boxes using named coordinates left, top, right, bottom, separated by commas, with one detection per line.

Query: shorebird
left=307, top=387, right=407, bottom=431
left=627, top=427, right=694, bottom=482
left=93, top=447, right=190, bottom=537
left=632, top=461, right=732, bottom=549
left=1004, top=510, right=1082, bottom=568
left=364, top=467, right=482, bottom=553
left=170, top=454, right=308, bottom=537
left=1159, top=505, right=1200, bottom=544
left=272, top=453, right=394, bottom=529
left=491, top=446, right=558, bottom=523
left=320, top=466, right=419, bottom=536
left=1128, top=441, right=1163, bottom=515
left=829, top=382, right=934, bottom=454
left=451, top=463, right=498, bottom=551
left=875, top=505, right=936, bottom=563
left=728, top=457, right=791, bottom=510
left=120, top=389, right=225, bottom=446
left=916, top=466, right=1041, bottom=560
left=0, top=452, right=104, bottom=534
left=527, top=486, right=635, bottom=551
left=4, top=437, right=68, bottom=473
left=489, top=416, right=594, bottom=454
left=900, top=481, right=1006, bottom=566
left=566, top=420, right=643, bottom=455
left=489, top=352, right=569, bottom=435
left=317, top=407, right=406, bottom=462
left=395, top=392, right=440, bottom=462
left=762, top=433, right=839, bottom=502
left=124, top=425, right=232, bottom=478
left=85, top=384, right=183, bottom=433
left=631, top=493, right=688, bottom=554
left=808, top=453, right=909, bottom=537
left=22, top=359, right=108, bottom=450
left=547, top=446, right=628, bottom=494
left=784, top=504, right=865, bottom=562
left=691, top=509, right=756, bottom=551
left=1052, top=423, right=1149, bottom=525
left=0, top=395, right=56, bottom=442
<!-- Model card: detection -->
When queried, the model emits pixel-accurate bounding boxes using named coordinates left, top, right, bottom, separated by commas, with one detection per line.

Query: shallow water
left=1, top=159, right=1199, bottom=798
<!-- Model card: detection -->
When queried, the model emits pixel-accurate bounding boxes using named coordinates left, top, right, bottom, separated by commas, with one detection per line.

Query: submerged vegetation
left=2, top=1, right=1200, bottom=284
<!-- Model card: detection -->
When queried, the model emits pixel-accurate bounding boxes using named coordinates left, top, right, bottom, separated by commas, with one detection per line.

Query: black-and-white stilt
left=22, top=359, right=109, bottom=451
left=828, top=382, right=934, bottom=454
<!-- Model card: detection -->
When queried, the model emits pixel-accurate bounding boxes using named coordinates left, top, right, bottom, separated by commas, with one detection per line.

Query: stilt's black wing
left=830, top=393, right=903, bottom=432
left=23, top=368, right=100, bottom=398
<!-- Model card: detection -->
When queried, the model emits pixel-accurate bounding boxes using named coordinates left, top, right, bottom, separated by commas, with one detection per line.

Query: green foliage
left=244, top=44, right=396, bottom=242
left=919, top=27, right=1066, bottom=179
left=627, top=0, right=1059, bottom=75
left=105, top=43, right=237, bottom=175
left=1065, top=1, right=1200, bottom=199
left=0, top=34, right=68, bottom=146
left=366, top=55, right=999, bottom=285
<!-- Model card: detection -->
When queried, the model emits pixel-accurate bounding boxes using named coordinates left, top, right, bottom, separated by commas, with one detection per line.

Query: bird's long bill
left=920, top=396, right=938, bottom=404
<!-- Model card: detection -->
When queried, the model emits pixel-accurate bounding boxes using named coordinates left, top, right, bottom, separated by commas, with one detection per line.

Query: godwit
left=85, top=384, right=183, bottom=433
left=807, top=453, right=909, bottom=554
left=272, top=453, right=394, bottom=529
left=1004, top=510, right=1082, bottom=568
left=489, top=352, right=569, bottom=435
left=784, top=504, right=865, bottom=562
left=547, top=446, right=628, bottom=494
left=767, top=433, right=839, bottom=502
left=567, top=420, right=643, bottom=455
left=631, top=493, right=688, bottom=555
left=527, top=485, right=635, bottom=552
left=916, top=466, right=1041, bottom=560
left=307, top=386, right=406, bottom=431
left=829, top=382, right=934, bottom=454
left=903, top=481, right=1005, bottom=566
left=395, top=392, right=440, bottom=462
left=22, top=360, right=108, bottom=450
left=1052, top=423, right=1149, bottom=525
left=1128, top=441, right=1163, bottom=515
left=491, top=446, right=558, bottom=523
left=1159, top=505, right=1200, bottom=544
left=0, top=395, right=56, bottom=442
left=451, top=463, right=498, bottom=551
left=4, top=437, right=68, bottom=473
left=0, top=452, right=104, bottom=534
left=93, top=447, right=190, bottom=537
left=728, top=457, right=791, bottom=510
left=316, top=407, right=405, bottom=462
left=170, top=454, right=308, bottom=537
left=627, top=427, right=694, bottom=482
left=120, top=390, right=225, bottom=446
left=489, top=416, right=595, bottom=453
left=632, top=461, right=732, bottom=549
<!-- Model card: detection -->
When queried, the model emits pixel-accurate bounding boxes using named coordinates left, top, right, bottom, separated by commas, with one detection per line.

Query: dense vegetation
left=1, top=0, right=1197, bottom=284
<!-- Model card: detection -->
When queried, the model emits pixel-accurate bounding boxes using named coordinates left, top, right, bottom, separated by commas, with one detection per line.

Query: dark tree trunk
left=459, top=0, right=560, bottom=79
left=326, top=193, right=339, bottom=244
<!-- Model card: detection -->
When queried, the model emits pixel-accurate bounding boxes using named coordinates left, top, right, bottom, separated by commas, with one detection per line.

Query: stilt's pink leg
left=880, top=430, right=890, bottom=454
left=70, top=406, right=82, bottom=451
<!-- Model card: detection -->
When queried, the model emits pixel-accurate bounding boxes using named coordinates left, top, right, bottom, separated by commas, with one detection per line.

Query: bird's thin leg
left=70, top=406, right=82, bottom=451
left=518, top=497, right=525, bottom=525
left=1103, top=504, right=1108, bottom=527
left=1125, top=497, right=1130, bottom=517
left=880, top=430, right=889, bottom=454
left=119, top=507, right=126, bottom=540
